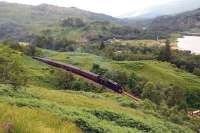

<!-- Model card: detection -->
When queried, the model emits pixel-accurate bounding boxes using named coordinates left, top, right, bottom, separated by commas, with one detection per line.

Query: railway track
left=33, top=57, right=140, bottom=102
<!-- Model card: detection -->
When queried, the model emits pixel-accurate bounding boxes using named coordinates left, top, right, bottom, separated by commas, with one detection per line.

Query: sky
left=1, top=0, right=176, bottom=17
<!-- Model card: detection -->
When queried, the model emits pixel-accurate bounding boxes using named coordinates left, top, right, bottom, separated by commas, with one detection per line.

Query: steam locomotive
left=33, top=57, right=123, bottom=93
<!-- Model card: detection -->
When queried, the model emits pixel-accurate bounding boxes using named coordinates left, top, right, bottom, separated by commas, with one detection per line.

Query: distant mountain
left=0, top=2, right=121, bottom=41
left=0, top=2, right=143, bottom=42
left=149, top=8, right=200, bottom=32
left=121, top=0, right=200, bottom=19
left=0, top=2, right=117, bottom=25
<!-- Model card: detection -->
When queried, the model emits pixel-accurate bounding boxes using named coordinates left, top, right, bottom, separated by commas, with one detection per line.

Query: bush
left=52, top=69, right=75, bottom=89
left=158, top=39, right=172, bottom=62
left=90, top=110, right=152, bottom=132
left=0, top=46, right=27, bottom=88
left=193, top=67, right=200, bottom=76
left=90, top=64, right=107, bottom=75
left=61, top=17, right=85, bottom=27
left=142, top=82, right=164, bottom=105
left=165, top=86, right=187, bottom=109
left=76, top=119, right=104, bottom=133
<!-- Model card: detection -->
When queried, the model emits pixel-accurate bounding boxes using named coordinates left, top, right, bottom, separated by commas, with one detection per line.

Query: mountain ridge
left=121, top=0, right=200, bottom=19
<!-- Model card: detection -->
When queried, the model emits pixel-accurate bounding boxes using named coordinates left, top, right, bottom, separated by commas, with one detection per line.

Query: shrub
left=164, top=86, right=187, bottom=109
left=52, top=69, right=75, bottom=89
left=61, top=17, right=85, bottom=27
left=0, top=47, right=27, bottom=88
left=90, top=110, right=152, bottom=132
left=76, top=119, right=105, bottom=133
left=90, top=64, right=107, bottom=75
left=158, top=39, right=172, bottom=62
left=142, top=82, right=164, bottom=105
left=193, top=67, right=200, bottom=76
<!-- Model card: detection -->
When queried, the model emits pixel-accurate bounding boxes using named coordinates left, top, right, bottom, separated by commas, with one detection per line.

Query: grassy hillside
left=0, top=46, right=199, bottom=133
left=43, top=49, right=200, bottom=91
left=150, top=8, right=200, bottom=33
left=43, top=49, right=200, bottom=108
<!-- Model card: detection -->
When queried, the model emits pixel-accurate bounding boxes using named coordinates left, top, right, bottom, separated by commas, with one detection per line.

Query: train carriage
left=33, top=57, right=123, bottom=94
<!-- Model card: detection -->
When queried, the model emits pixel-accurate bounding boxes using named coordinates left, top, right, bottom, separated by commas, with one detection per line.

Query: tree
left=61, top=17, right=85, bottom=27
left=193, top=67, right=200, bottom=76
left=99, top=41, right=105, bottom=50
left=158, top=39, right=172, bottom=62
left=142, top=82, right=156, bottom=99
left=0, top=47, right=27, bottom=88
left=142, top=82, right=164, bottom=105
left=53, top=69, right=74, bottom=89
left=90, top=64, right=107, bottom=75
left=127, top=73, right=137, bottom=89
left=165, top=86, right=187, bottom=110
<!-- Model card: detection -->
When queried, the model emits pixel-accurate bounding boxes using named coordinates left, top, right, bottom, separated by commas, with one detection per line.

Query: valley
left=0, top=1, right=200, bottom=133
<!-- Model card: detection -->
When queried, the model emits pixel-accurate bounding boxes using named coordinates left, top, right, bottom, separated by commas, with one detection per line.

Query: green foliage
left=104, top=70, right=128, bottom=86
left=52, top=69, right=75, bottom=89
left=91, top=64, right=107, bottom=75
left=193, top=67, right=200, bottom=76
left=34, top=35, right=77, bottom=52
left=158, top=39, right=172, bottom=61
left=84, top=42, right=159, bottom=61
left=142, top=82, right=187, bottom=110
left=51, top=69, right=99, bottom=92
left=3, top=39, right=43, bottom=56
left=0, top=46, right=27, bottom=88
left=0, top=46, right=199, bottom=133
left=44, top=49, right=200, bottom=108
left=3, top=39, right=20, bottom=50
left=142, top=82, right=164, bottom=105
left=61, top=17, right=86, bottom=27
left=165, top=86, right=187, bottom=108
left=90, top=110, right=152, bottom=132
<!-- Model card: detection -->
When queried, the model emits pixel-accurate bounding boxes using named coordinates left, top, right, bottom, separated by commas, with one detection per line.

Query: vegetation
left=52, top=69, right=100, bottom=92
left=83, top=40, right=162, bottom=61
left=43, top=49, right=200, bottom=108
left=0, top=45, right=199, bottom=133
left=158, top=39, right=172, bottom=62
left=0, top=2, right=200, bottom=133
left=0, top=46, right=27, bottom=88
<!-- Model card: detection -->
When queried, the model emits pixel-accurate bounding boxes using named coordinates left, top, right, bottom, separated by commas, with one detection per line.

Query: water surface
left=177, top=36, right=200, bottom=54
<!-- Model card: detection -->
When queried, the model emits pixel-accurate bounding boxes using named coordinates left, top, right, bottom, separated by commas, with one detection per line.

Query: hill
left=43, top=49, right=200, bottom=107
left=0, top=2, right=125, bottom=41
left=0, top=45, right=199, bottom=133
left=0, top=2, right=117, bottom=25
left=149, top=8, right=200, bottom=33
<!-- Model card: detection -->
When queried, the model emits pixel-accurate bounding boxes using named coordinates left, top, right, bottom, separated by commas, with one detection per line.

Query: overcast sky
left=1, top=0, right=176, bottom=16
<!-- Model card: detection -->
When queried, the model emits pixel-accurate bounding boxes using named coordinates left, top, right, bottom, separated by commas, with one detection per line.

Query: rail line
left=33, top=57, right=140, bottom=102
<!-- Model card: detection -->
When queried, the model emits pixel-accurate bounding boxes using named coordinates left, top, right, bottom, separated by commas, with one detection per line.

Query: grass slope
left=43, top=49, right=200, bottom=91
left=0, top=47, right=199, bottom=133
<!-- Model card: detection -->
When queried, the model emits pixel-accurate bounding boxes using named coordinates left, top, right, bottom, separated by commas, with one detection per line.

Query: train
left=33, top=57, right=123, bottom=93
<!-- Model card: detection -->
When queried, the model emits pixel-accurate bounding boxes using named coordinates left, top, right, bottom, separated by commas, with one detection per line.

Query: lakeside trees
left=158, top=39, right=172, bottom=61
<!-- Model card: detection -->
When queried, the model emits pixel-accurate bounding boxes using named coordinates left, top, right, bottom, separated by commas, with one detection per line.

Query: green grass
left=0, top=84, right=195, bottom=133
left=0, top=103, right=82, bottom=133
left=0, top=46, right=199, bottom=133
left=43, top=49, right=200, bottom=91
